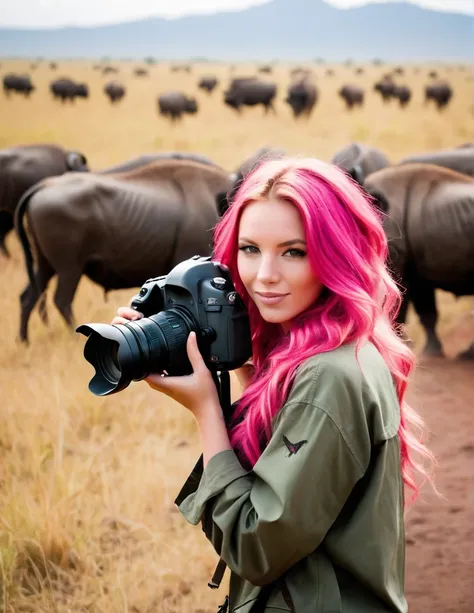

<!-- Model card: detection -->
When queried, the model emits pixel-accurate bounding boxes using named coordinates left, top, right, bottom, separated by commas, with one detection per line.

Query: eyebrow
left=238, top=237, right=307, bottom=248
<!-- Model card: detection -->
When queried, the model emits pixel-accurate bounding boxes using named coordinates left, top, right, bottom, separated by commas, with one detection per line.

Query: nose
left=256, top=255, right=280, bottom=284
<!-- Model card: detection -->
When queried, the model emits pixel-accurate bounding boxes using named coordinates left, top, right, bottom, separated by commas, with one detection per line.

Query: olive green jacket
left=175, top=342, right=407, bottom=612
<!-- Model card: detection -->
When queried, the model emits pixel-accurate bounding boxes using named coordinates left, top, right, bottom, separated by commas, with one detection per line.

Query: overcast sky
left=1, top=0, right=472, bottom=28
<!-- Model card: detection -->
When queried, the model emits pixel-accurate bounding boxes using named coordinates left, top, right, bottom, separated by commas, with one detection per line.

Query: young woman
left=112, top=157, right=434, bottom=613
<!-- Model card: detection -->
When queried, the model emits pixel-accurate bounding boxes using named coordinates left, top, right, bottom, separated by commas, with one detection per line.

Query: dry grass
left=0, top=59, right=473, bottom=612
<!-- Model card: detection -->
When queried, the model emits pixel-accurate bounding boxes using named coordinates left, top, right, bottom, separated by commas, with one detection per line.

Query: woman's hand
left=110, top=306, right=220, bottom=420
left=145, top=331, right=221, bottom=420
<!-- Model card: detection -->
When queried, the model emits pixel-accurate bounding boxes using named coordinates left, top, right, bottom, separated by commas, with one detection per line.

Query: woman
left=112, top=157, right=434, bottom=612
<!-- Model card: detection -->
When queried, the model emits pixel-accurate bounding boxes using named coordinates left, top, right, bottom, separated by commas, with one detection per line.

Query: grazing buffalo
left=158, top=92, right=198, bottom=121
left=364, top=164, right=474, bottom=358
left=393, top=85, right=412, bottom=108
left=258, top=65, right=273, bottom=74
left=428, top=70, right=439, bottom=79
left=338, top=84, right=364, bottom=109
left=104, top=81, right=126, bottom=104
left=374, top=76, right=396, bottom=102
left=3, top=74, right=35, bottom=97
left=285, top=79, right=318, bottom=118
left=15, top=158, right=233, bottom=343
left=99, top=152, right=217, bottom=175
left=425, top=81, right=453, bottom=109
left=50, top=78, right=89, bottom=102
left=49, top=62, right=58, bottom=70
left=134, top=68, right=148, bottom=77
left=0, top=144, right=88, bottom=257
left=325, top=69, right=335, bottom=77
left=198, top=76, right=219, bottom=93
left=102, top=66, right=119, bottom=75
left=331, top=143, right=390, bottom=184
left=393, top=67, right=405, bottom=76
left=224, top=78, right=277, bottom=114
left=399, top=145, right=474, bottom=177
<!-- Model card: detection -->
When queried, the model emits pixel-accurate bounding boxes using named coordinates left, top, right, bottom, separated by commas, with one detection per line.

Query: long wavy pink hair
left=213, top=156, right=435, bottom=504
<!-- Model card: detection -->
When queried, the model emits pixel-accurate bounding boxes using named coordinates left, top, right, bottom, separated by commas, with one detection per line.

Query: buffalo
left=0, top=144, right=88, bottom=258
left=399, top=145, right=474, bottom=177
left=15, top=158, right=232, bottom=343
left=331, top=143, right=390, bottom=184
left=374, top=76, right=396, bottom=102
left=198, top=76, right=219, bottom=94
left=425, top=81, right=453, bottom=110
left=158, top=92, right=198, bottom=121
left=285, top=79, right=318, bottom=118
left=3, top=74, right=35, bottom=97
left=393, top=85, right=412, bottom=108
left=224, top=78, right=277, bottom=114
left=50, top=78, right=89, bottom=103
left=134, top=68, right=148, bottom=77
left=104, top=81, right=126, bottom=104
left=338, top=84, right=364, bottom=110
left=364, top=164, right=474, bottom=359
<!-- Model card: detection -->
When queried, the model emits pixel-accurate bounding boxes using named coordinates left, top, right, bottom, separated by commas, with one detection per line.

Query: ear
left=349, top=163, right=364, bottom=185
left=66, top=151, right=88, bottom=171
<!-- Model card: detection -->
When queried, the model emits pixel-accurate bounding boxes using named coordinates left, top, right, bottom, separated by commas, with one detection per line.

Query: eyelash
left=238, top=245, right=307, bottom=258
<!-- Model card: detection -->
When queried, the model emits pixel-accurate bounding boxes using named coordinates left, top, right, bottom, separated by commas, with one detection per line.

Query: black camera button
left=204, top=305, right=222, bottom=312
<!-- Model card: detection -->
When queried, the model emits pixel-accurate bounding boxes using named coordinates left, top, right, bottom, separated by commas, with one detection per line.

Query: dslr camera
left=76, top=256, right=252, bottom=396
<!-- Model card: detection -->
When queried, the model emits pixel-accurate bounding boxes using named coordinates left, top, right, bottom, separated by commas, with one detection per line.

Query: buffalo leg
left=0, top=211, right=14, bottom=258
left=53, top=268, right=82, bottom=330
left=408, top=276, right=443, bottom=356
left=19, top=257, right=55, bottom=343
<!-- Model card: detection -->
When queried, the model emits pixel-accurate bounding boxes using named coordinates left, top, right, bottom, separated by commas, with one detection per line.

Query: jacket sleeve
left=175, top=398, right=366, bottom=586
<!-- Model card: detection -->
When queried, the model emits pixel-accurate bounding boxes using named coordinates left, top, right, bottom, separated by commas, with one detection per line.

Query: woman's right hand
left=110, top=306, right=144, bottom=326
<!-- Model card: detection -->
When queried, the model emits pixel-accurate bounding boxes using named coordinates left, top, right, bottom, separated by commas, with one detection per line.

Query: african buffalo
left=3, top=74, right=35, bottom=97
left=338, top=84, right=364, bottom=109
left=374, top=77, right=396, bottom=102
left=104, top=81, right=126, bottom=104
left=425, top=81, right=453, bottom=109
left=258, top=65, right=273, bottom=74
left=158, top=92, right=198, bottom=121
left=102, top=66, right=119, bottom=75
left=15, top=159, right=233, bottom=343
left=198, top=76, right=219, bottom=93
left=393, top=85, right=412, bottom=108
left=224, top=79, right=277, bottom=114
left=50, top=78, right=89, bottom=103
left=134, top=68, right=148, bottom=77
left=364, top=164, right=474, bottom=358
left=0, top=144, right=88, bottom=258
left=99, top=152, right=217, bottom=176
left=399, top=145, right=474, bottom=177
left=285, top=79, right=318, bottom=118
left=331, top=143, right=390, bottom=184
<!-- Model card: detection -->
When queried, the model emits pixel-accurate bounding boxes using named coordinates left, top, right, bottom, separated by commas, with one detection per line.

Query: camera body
left=130, top=255, right=251, bottom=373
left=77, top=255, right=252, bottom=396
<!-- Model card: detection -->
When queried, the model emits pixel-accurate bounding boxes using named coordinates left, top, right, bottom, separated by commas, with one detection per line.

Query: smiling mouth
left=255, top=292, right=289, bottom=304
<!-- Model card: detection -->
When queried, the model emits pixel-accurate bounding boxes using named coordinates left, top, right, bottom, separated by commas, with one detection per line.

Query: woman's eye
left=238, top=245, right=259, bottom=254
left=284, top=248, right=306, bottom=257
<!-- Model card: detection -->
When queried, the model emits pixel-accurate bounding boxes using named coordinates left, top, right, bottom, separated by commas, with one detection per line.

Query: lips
left=255, top=292, right=289, bottom=305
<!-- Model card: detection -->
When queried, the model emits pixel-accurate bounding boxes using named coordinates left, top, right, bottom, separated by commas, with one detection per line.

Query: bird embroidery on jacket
left=282, top=434, right=308, bottom=457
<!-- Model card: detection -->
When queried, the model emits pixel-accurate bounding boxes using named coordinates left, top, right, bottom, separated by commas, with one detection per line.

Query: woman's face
left=237, top=198, right=323, bottom=331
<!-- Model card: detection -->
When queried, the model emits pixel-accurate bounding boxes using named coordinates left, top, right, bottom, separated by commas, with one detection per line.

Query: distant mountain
left=0, top=0, right=471, bottom=61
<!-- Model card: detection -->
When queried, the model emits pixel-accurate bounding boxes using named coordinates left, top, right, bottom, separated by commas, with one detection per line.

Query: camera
left=76, top=256, right=252, bottom=396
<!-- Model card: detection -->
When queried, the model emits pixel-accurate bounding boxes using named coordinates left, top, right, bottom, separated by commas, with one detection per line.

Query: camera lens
left=76, top=308, right=198, bottom=396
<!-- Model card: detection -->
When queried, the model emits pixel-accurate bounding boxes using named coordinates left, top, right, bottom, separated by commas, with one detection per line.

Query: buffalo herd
left=1, top=141, right=474, bottom=361
left=2, top=64, right=460, bottom=119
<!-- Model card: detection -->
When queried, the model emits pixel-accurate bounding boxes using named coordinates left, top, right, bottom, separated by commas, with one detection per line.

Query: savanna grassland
left=0, top=59, right=473, bottom=613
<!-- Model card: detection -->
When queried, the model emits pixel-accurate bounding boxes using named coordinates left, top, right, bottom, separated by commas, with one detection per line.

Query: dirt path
left=404, top=355, right=474, bottom=613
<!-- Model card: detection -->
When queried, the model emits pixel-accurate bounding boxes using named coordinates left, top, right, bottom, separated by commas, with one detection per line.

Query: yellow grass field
left=0, top=59, right=473, bottom=613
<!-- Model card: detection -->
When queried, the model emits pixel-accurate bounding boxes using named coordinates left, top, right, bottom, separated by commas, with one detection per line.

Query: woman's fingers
left=110, top=316, right=129, bottom=325
left=117, top=306, right=143, bottom=320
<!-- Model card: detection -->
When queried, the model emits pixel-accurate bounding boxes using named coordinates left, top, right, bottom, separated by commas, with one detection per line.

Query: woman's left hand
left=145, top=331, right=220, bottom=419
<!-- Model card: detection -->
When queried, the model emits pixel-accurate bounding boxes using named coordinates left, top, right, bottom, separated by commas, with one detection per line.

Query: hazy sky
left=1, top=0, right=472, bottom=28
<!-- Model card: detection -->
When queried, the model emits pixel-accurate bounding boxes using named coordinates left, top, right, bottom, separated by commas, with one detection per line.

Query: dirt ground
left=404, top=332, right=474, bottom=612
